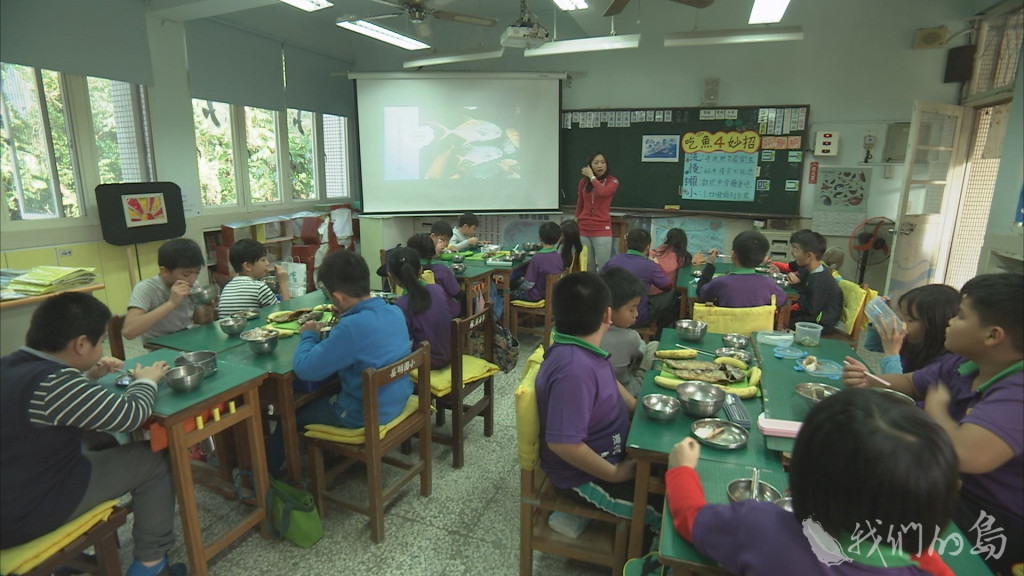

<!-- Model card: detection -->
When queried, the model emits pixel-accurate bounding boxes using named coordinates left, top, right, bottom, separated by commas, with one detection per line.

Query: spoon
left=674, top=344, right=717, bottom=357
left=750, top=467, right=761, bottom=502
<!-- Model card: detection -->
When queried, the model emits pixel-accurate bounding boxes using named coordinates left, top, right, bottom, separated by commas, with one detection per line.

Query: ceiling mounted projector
left=500, top=23, right=550, bottom=48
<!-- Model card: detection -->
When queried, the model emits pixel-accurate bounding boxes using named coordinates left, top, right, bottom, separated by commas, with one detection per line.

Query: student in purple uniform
left=407, top=233, right=461, bottom=317
left=786, top=229, right=843, bottom=334
left=696, top=230, right=787, bottom=308
left=537, top=272, right=664, bottom=533
left=667, top=388, right=959, bottom=575
left=600, top=229, right=672, bottom=328
left=861, top=284, right=960, bottom=375
left=389, top=247, right=457, bottom=370
left=511, top=221, right=565, bottom=302
left=844, top=273, right=1023, bottom=574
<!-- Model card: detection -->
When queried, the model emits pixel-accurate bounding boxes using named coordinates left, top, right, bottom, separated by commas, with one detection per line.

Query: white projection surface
left=354, top=74, right=561, bottom=214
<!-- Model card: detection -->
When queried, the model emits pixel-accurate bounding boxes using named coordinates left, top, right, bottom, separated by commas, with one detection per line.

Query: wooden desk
left=99, top=348, right=269, bottom=576
left=449, top=262, right=495, bottom=317
left=625, top=329, right=783, bottom=558
left=0, top=284, right=105, bottom=356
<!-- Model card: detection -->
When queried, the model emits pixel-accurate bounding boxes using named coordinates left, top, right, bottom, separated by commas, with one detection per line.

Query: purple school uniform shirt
left=523, top=249, right=565, bottom=302
left=694, top=501, right=937, bottom=575
left=698, top=267, right=787, bottom=308
left=396, top=284, right=457, bottom=370
left=536, top=335, right=631, bottom=490
left=601, top=251, right=671, bottom=326
left=912, top=355, right=1024, bottom=525
left=427, top=262, right=462, bottom=316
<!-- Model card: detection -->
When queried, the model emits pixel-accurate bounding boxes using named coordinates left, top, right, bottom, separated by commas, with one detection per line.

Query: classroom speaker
left=913, top=26, right=947, bottom=49
left=703, top=78, right=720, bottom=106
left=944, top=44, right=976, bottom=83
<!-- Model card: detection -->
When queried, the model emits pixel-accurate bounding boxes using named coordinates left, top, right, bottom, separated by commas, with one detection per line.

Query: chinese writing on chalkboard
left=681, top=152, right=758, bottom=202
left=682, top=130, right=760, bottom=153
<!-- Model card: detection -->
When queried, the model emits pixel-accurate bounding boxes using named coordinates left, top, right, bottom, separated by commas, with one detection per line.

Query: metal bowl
left=721, top=333, right=751, bottom=349
left=165, top=364, right=204, bottom=393
left=174, top=350, right=217, bottom=377
left=715, top=347, right=753, bottom=365
left=754, top=265, right=772, bottom=274
left=675, top=381, right=726, bottom=417
left=641, top=394, right=680, bottom=421
left=241, top=329, right=280, bottom=355
left=218, top=317, right=247, bottom=336
left=451, top=263, right=466, bottom=274
left=774, top=497, right=794, bottom=512
left=522, top=242, right=542, bottom=252
left=795, top=382, right=840, bottom=406
left=188, top=283, right=219, bottom=305
left=318, top=282, right=331, bottom=301
left=872, top=387, right=916, bottom=405
left=262, top=274, right=278, bottom=293
left=727, top=478, right=782, bottom=503
left=675, top=319, right=708, bottom=342
left=451, top=253, right=466, bottom=264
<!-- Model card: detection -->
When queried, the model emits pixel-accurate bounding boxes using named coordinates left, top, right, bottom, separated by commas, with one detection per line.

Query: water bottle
left=864, top=296, right=900, bottom=328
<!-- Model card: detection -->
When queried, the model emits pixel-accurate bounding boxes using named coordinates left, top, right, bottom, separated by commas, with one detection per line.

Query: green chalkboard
left=560, top=106, right=809, bottom=217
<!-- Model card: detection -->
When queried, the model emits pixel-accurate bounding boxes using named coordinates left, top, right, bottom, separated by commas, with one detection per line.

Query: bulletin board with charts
left=560, top=105, right=809, bottom=216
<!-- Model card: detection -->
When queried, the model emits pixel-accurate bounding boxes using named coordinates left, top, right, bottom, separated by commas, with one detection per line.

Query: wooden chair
left=825, top=281, right=870, bottom=348
left=1, top=502, right=129, bottom=576
left=424, top=304, right=500, bottom=468
left=692, top=295, right=779, bottom=335
left=303, top=343, right=433, bottom=543
left=514, top=345, right=629, bottom=576
left=106, top=314, right=126, bottom=361
left=510, top=270, right=567, bottom=350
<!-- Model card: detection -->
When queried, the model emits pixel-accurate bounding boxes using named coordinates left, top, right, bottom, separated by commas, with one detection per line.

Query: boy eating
left=600, top=266, right=657, bottom=397
left=218, top=238, right=290, bottom=318
left=696, top=230, right=787, bottom=308
left=123, top=237, right=215, bottom=342
left=785, top=229, right=842, bottom=333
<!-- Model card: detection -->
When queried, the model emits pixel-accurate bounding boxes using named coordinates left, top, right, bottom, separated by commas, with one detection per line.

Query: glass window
left=245, top=106, right=280, bottom=204
left=88, top=77, right=153, bottom=183
left=287, top=108, right=316, bottom=200
left=323, top=113, right=348, bottom=199
left=1, top=63, right=82, bottom=220
left=193, top=99, right=236, bottom=206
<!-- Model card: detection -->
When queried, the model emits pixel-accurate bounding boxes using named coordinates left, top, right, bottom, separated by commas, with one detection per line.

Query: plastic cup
left=795, top=322, right=823, bottom=347
left=864, top=296, right=901, bottom=329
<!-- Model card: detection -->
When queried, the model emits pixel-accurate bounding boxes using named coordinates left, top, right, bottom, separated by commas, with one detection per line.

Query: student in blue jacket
left=265, top=251, right=413, bottom=474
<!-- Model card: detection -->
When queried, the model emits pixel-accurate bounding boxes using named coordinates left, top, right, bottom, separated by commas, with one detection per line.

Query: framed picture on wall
left=641, top=135, right=680, bottom=163
left=123, top=193, right=169, bottom=228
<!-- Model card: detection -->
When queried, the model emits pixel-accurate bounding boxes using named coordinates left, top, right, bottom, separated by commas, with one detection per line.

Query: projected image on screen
left=384, top=106, right=522, bottom=181
left=356, top=75, right=560, bottom=214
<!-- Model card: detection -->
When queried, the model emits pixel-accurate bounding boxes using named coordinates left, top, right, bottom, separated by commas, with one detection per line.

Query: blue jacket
left=293, top=297, right=413, bottom=428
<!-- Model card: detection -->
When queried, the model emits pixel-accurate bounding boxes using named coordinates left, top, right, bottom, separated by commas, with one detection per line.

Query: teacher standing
left=576, top=152, right=619, bottom=271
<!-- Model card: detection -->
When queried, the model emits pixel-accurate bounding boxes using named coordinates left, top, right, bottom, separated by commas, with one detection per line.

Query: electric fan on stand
left=848, top=216, right=895, bottom=286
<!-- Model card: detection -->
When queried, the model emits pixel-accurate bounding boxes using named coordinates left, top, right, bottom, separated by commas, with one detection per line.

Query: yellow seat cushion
left=410, top=356, right=500, bottom=397
left=834, top=280, right=867, bottom=336
left=514, top=345, right=547, bottom=471
left=511, top=299, right=546, bottom=309
left=860, top=286, right=879, bottom=331
left=304, top=396, right=419, bottom=444
left=1, top=499, right=120, bottom=576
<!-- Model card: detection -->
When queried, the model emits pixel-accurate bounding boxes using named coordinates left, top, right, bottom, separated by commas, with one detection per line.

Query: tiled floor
left=106, top=331, right=883, bottom=576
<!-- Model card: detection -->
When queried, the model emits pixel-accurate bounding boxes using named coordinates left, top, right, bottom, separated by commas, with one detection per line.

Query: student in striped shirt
left=218, top=238, right=290, bottom=319
left=1, top=293, right=184, bottom=576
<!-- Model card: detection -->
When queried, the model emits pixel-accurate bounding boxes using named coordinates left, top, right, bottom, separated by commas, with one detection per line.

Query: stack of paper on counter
left=6, top=266, right=97, bottom=297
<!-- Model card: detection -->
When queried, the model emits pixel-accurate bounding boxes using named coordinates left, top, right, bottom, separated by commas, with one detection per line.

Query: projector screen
left=353, top=73, right=562, bottom=214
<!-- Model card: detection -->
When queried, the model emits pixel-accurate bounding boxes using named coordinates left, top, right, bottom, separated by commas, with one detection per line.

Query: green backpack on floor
left=266, top=477, right=323, bottom=548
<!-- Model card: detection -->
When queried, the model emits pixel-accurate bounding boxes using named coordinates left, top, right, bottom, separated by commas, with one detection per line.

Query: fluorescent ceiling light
left=524, top=34, right=640, bottom=57
left=664, top=26, right=803, bottom=47
left=748, top=0, right=791, bottom=24
left=278, top=0, right=333, bottom=12
left=552, top=0, right=589, bottom=10
left=403, top=46, right=505, bottom=68
left=336, top=20, right=431, bottom=51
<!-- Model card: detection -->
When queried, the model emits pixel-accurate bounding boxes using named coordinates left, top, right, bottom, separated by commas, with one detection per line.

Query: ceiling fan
left=347, top=0, right=498, bottom=38
left=603, top=0, right=713, bottom=17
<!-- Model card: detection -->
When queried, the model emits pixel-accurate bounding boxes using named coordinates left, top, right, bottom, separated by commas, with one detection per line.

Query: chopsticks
left=842, top=360, right=891, bottom=387
left=674, top=344, right=717, bottom=357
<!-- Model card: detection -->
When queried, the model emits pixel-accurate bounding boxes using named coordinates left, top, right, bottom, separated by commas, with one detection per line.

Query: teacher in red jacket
left=575, top=152, right=619, bottom=271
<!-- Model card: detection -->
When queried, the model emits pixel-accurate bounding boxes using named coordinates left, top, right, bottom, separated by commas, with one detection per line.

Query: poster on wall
left=123, top=194, right=168, bottom=228
left=641, top=135, right=680, bottom=162
left=811, top=167, right=870, bottom=235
